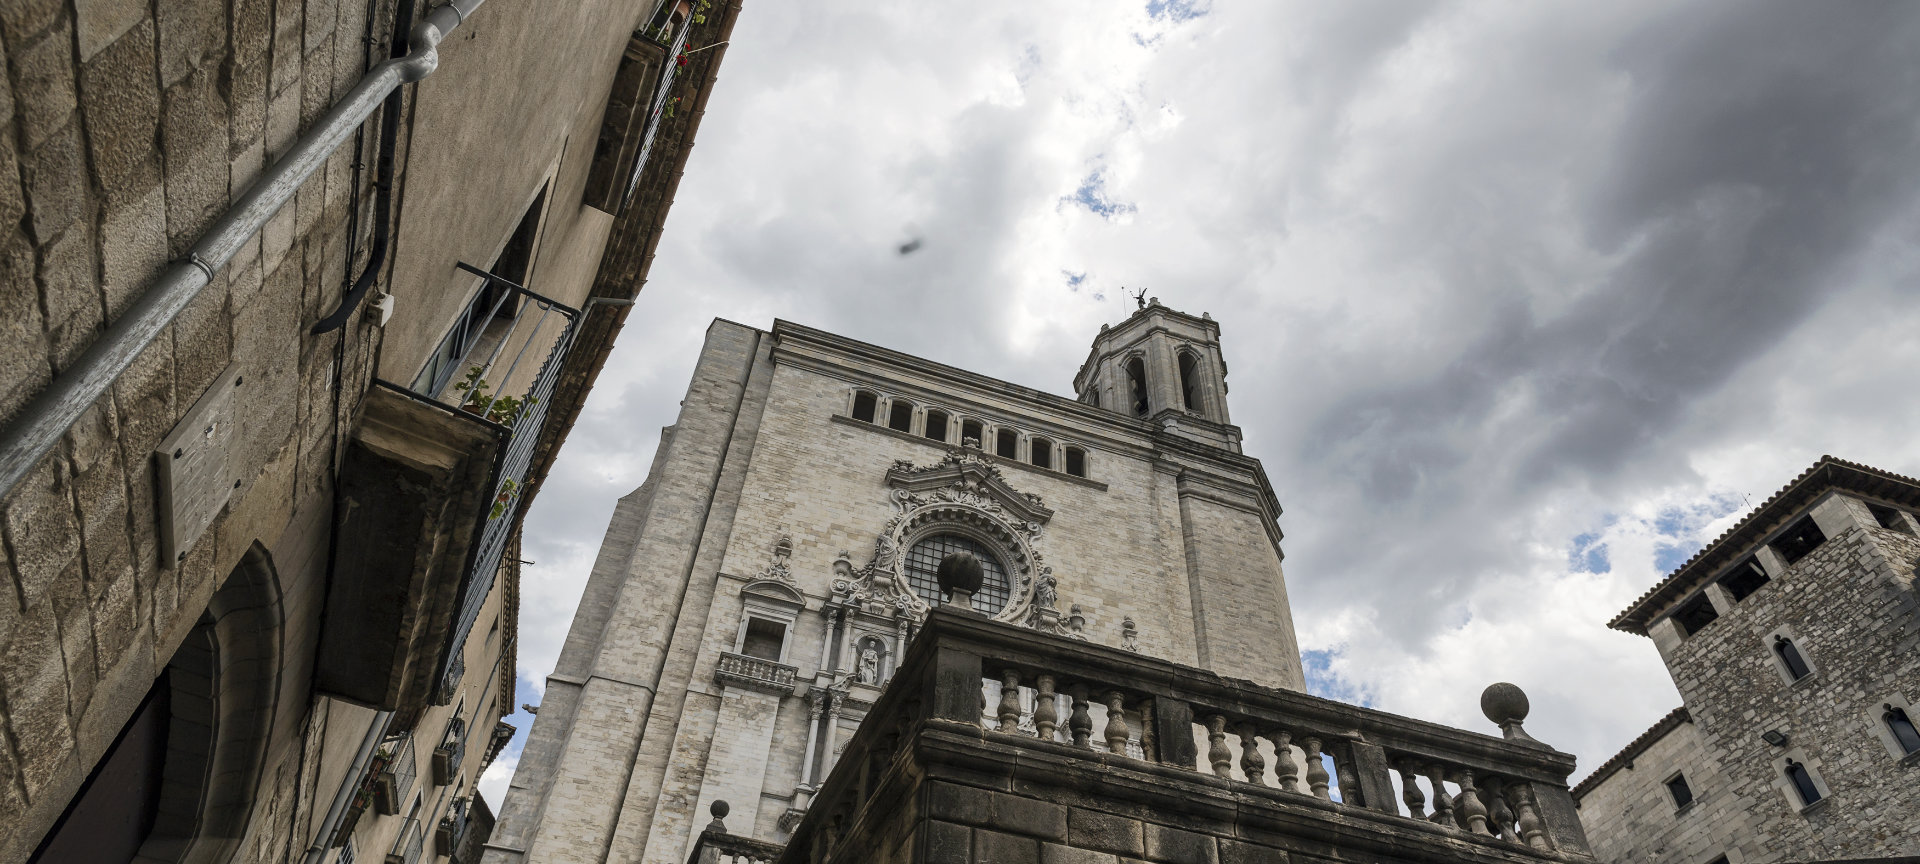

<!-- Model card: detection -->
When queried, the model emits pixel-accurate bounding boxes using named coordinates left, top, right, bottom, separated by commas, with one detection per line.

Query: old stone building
left=494, top=304, right=1600, bottom=864
left=1574, top=458, right=1920, bottom=863
left=0, top=0, right=739, bottom=861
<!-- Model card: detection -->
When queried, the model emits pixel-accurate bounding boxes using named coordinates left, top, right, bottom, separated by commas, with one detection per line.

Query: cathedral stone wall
left=491, top=315, right=1308, bottom=864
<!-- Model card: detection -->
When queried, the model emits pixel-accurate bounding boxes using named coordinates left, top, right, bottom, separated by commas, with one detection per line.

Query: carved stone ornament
left=832, top=449, right=1057, bottom=625
left=756, top=535, right=798, bottom=585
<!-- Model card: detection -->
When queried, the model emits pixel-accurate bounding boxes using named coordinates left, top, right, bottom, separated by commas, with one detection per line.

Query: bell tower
left=1073, top=297, right=1241, bottom=452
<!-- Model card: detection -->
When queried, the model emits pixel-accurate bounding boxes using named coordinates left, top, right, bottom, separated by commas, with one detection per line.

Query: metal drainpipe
left=301, top=709, right=394, bottom=864
left=0, top=0, right=487, bottom=498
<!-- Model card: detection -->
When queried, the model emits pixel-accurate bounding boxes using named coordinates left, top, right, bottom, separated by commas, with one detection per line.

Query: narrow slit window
left=1031, top=437, right=1052, bottom=470
left=889, top=400, right=914, bottom=433
left=1773, top=635, right=1812, bottom=681
left=996, top=429, right=1018, bottom=459
left=1665, top=773, right=1693, bottom=810
left=961, top=420, right=984, bottom=448
left=1178, top=351, right=1201, bottom=411
left=924, top=410, right=949, bottom=442
left=1086, top=389, right=1100, bottom=409
left=1885, top=704, right=1920, bottom=755
left=1673, top=593, right=1719, bottom=637
left=1784, top=760, right=1821, bottom=806
left=1064, top=447, right=1086, bottom=478
left=1126, top=357, right=1149, bottom=417
left=1719, top=557, right=1770, bottom=602
left=1773, top=515, right=1827, bottom=565
left=740, top=618, right=786, bottom=662
left=852, top=391, right=877, bottom=423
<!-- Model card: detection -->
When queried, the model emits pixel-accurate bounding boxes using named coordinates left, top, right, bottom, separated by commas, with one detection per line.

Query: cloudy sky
left=482, top=0, right=1920, bottom=801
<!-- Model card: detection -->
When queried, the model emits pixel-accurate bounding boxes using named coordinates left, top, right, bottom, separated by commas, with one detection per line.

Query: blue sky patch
left=1063, top=169, right=1138, bottom=220
left=1147, top=0, right=1209, bottom=24
left=1302, top=647, right=1371, bottom=708
left=1568, top=531, right=1610, bottom=573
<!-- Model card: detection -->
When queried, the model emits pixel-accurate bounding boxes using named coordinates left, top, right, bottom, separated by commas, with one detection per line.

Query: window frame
left=1663, top=771, right=1695, bottom=812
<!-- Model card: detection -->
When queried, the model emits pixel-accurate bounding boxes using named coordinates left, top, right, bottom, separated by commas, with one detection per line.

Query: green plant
left=489, top=479, right=519, bottom=520
left=693, top=0, right=711, bottom=24
left=453, top=365, right=536, bottom=425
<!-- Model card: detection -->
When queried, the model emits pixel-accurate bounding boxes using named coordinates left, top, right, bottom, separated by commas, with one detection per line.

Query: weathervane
left=1129, top=286, right=1147, bottom=310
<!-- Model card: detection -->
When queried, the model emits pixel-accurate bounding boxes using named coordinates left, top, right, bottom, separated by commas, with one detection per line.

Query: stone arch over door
left=139, top=544, right=287, bottom=864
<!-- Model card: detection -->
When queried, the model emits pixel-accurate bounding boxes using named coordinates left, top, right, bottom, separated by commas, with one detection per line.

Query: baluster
left=1236, top=722, right=1265, bottom=784
left=1033, top=675, right=1058, bottom=741
left=1455, top=769, right=1491, bottom=836
left=1138, top=699, right=1157, bottom=762
left=1509, top=781, right=1551, bottom=850
left=1300, top=736, right=1331, bottom=800
left=1204, top=715, right=1232, bottom=778
left=1396, top=758, right=1426, bottom=818
left=1270, top=729, right=1299, bottom=793
left=998, top=670, right=1022, bottom=733
left=1068, top=683, right=1093, bottom=749
left=1103, top=691, right=1130, bottom=755
left=1425, top=762, right=1455, bottom=828
left=1483, top=775, right=1513, bottom=839
left=1333, top=745, right=1361, bottom=806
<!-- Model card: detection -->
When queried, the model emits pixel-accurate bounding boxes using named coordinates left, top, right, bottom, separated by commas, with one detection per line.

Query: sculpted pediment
left=884, top=449, right=1053, bottom=526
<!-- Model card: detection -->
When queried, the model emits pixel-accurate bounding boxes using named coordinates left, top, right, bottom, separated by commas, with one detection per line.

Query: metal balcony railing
left=427, top=264, right=581, bottom=701
left=385, top=816, right=424, bottom=864
left=373, top=734, right=417, bottom=815
left=620, top=12, right=693, bottom=211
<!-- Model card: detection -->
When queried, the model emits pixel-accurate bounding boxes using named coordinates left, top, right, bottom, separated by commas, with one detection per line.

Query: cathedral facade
left=484, top=303, right=1307, bottom=863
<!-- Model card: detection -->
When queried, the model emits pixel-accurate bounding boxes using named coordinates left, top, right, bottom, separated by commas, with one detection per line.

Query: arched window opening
left=1885, top=705, right=1920, bottom=755
left=924, top=410, right=949, bottom=442
left=1784, top=760, right=1821, bottom=806
left=35, top=548, right=282, bottom=864
left=1030, top=437, right=1053, bottom=470
left=1773, top=515, right=1827, bottom=565
left=902, top=534, right=1010, bottom=615
left=1774, top=636, right=1812, bottom=680
left=961, top=420, right=984, bottom=448
left=996, top=429, right=1018, bottom=459
left=888, top=400, right=914, bottom=433
left=851, top=391, right=877, bottom=423
left=1086, top=389, right=1100, bottom=409
left=1125, top=357, right=1149, bottom=417
left=1064, top=447, right=1087, bottom=478
left=1178, top=351, right=1201, bottom=411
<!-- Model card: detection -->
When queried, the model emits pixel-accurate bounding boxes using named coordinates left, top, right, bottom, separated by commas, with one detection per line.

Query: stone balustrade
left=688, top=802, right=785, bottom=864
left=716, top=651, right=800, bottom=694
left=782, top=607, right=1594, bottom=863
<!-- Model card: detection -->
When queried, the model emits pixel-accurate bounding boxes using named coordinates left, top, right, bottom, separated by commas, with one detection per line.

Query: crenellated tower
left=1074, top=297, right=1242, bottom=452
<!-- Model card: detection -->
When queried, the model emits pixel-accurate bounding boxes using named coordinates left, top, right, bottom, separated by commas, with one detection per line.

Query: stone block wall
left=1657, top=504, right=1920, bottom=861
left=1574, top=717, right=1767, bottom=864
left=0, top=0, right=382, bottom=857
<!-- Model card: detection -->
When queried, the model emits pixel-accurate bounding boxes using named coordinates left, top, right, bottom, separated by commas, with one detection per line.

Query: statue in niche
left=857, top=644, right=880, bottom=685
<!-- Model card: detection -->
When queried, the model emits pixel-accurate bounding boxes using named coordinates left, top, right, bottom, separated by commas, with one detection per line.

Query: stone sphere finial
left=1481, top=682, right=1543, bottom=746
left=936, top=551, right=984, bottom=595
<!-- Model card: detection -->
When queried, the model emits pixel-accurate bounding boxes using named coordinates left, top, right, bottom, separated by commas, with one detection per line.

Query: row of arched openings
left=851, top=391, right=1090, bottom=479
left=1116, top=349, right=1208, bottom=418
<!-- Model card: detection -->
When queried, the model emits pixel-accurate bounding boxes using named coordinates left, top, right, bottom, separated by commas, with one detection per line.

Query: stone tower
left=483, top=308, right=1305, bottom=864
left=1574, top=457, right=1920, bottom=862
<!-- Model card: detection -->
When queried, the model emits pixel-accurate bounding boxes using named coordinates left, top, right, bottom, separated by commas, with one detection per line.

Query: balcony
left=385, top=815, right=424, bottom=864
left=782, top=608, right=1595, bottom=863
left=437, top=794, right=495, bottom=864
left=373, top=734, right=418, bottom=815
left=584, top=10, right=696, bottom=214
left=434, top=716, right=468, bottom=787
left=716, top=651, right=799, bottom=694
left=317, top=266, right=579, bottom=727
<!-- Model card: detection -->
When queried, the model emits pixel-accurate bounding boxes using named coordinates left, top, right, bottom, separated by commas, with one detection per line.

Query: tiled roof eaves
left=1571, top=706, right=1691, bottom=800
left=1607, top=456, right=1920, bottom=636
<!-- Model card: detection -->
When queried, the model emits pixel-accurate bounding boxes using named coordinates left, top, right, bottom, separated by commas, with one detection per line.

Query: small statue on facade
left=1121, top=616, right=1139, bottom=652
left=1066, top=604, right=1088, bottom=640
left=858, top=645, right=880, bottom=685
